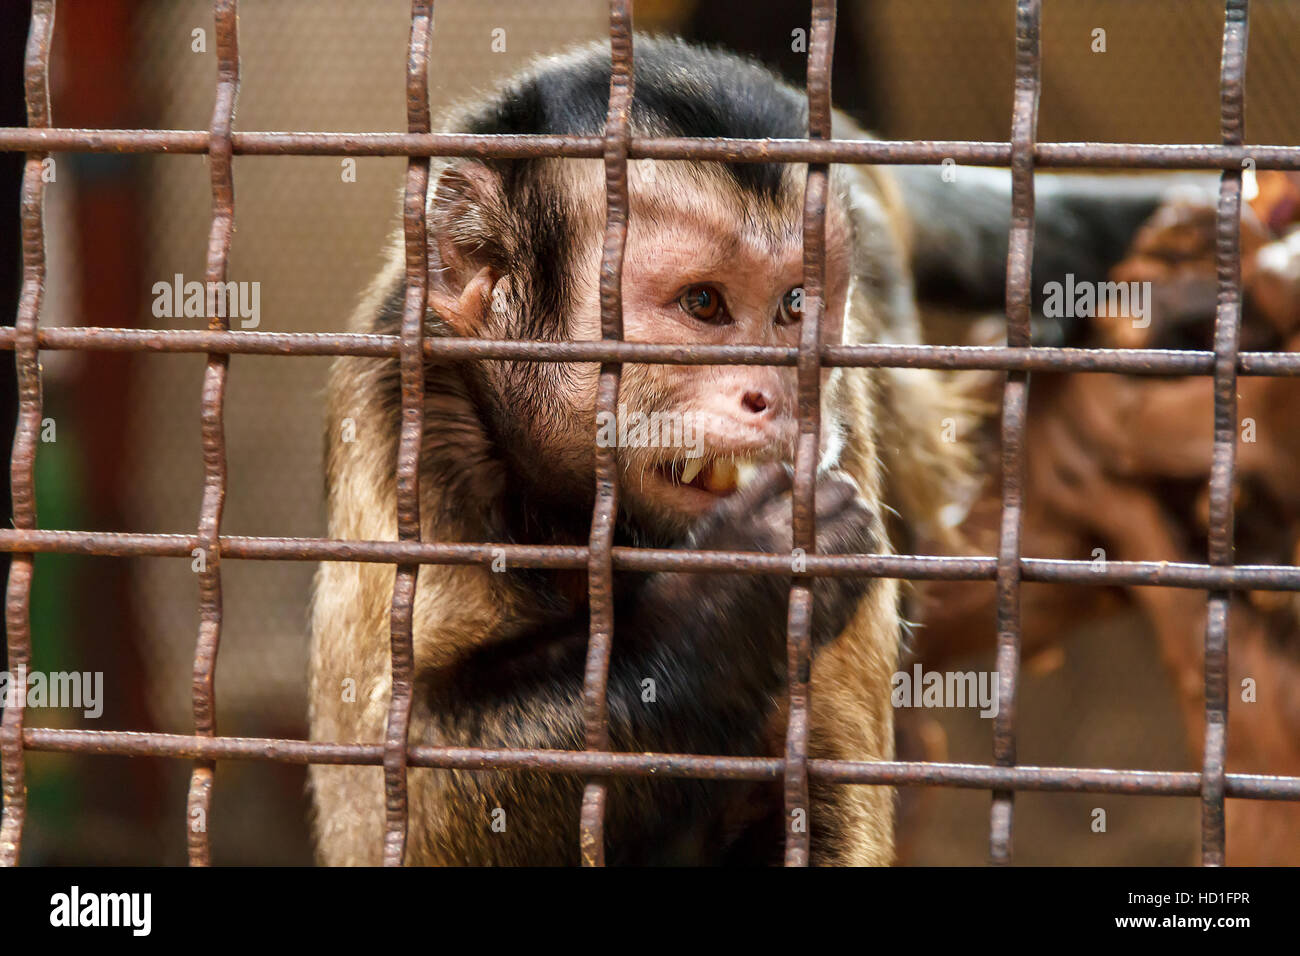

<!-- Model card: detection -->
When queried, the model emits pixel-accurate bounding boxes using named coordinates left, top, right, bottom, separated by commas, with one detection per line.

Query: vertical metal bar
left=989, top=0, right=1040, bottom=865
left=783, top=0, right=836, bottom=868
left=0, top=0, right=55, bottom=868
left=1202, top=0, right=1249, bottom=867
left=578, top=0, right=633, bottom=868
left=382, top=0, right=434, bottom=867
left=186, top=0, right=239, bottom=867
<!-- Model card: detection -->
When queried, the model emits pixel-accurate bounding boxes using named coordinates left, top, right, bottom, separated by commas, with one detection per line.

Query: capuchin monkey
left=309, top=36, right=1183, bottom=866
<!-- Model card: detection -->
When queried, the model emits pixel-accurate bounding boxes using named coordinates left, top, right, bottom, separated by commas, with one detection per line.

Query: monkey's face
left=564, top=162, right=855, bottom=533
left=429, top=159, right=855, bottom=538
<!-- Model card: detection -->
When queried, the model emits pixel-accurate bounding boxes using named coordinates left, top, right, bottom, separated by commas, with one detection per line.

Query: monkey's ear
left=428, top=162, right=502, bottom=336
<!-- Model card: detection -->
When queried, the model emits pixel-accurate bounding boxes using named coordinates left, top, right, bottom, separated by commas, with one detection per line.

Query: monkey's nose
left=741, top=390, right=771, bottom=415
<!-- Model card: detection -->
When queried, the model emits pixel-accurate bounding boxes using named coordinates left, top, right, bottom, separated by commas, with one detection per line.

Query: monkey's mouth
left=657, top=456, right=764, bottom=497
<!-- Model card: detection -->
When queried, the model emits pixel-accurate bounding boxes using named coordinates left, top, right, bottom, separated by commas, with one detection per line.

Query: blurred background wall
left=2, top=0, right=1298, bottom=864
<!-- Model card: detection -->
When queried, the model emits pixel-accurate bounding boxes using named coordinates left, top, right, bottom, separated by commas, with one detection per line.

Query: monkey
left=308, top=35, right=1183, bottom=866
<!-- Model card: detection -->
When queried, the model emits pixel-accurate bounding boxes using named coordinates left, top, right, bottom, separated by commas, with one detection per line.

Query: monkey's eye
left=678, top=285, right=727, bottom=324
left=777, top=287, right=804, bottom=326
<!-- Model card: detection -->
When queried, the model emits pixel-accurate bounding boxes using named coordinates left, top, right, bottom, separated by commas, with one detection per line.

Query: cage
left=1, top=0, right=1299, bottom=867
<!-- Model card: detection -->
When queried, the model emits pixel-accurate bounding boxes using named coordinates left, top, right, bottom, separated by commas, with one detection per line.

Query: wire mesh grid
left=3, top=0, right=1300, bottom=867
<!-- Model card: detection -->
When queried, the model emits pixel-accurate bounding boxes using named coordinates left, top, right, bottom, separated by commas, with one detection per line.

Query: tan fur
left=309, top=123, right=971, bottom=865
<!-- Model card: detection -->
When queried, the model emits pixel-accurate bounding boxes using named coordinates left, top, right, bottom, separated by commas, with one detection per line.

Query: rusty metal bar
left=576, top=0, right=634, bottom=869
left=185, top=0, right=239, bottom=868
left=4, top=127, right=1300, bottom=171
left=378, top=0, right=434, bottom=868
left=3, top=528, right=1300, bottom=592
left=4, top=327, right=1300, bottom=377
left=1201, top=0, right=1250, bottom=868
left=988, top=0, right=1040, bottom=866
left=781, top=0, right=836, bottom=868
left=13, top=726, right=1300, bottom=799
left=0, top=0, right=55, bottom=869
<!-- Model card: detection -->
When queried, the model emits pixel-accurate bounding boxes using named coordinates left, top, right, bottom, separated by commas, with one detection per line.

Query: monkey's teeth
left=704, top=460, right=739, bottom=494
left=735, top=459, right=761, bottom=488
left=679, top=457, right=704, bottom=485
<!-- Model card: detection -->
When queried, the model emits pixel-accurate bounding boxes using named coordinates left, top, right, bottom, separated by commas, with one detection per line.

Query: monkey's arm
left=423, top=468, right=876, bottom=864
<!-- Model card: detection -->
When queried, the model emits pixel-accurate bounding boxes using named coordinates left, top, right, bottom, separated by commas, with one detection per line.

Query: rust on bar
left=577, top=0, right=634, bottom=869
left=1201, top=0, right=1250, bottom=868
left=186, top=0, right=240, bottom=868
left=988, top=0, right=1041, bottom=866
left=0, top=0, right=55, bottom=869
left=380, top=0, right=434, bottom=868
left=5, top=127, right=1300, bottom=173
left=781, top=0, right=837, bottom=868
left=15, top=726, right=1300, bottom=801
left=3, top=326, right=1300, bottom=379
left=3, top=528, right=1300, bottom=594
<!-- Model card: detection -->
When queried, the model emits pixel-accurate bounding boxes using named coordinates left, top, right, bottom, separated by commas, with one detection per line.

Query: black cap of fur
left=460, top=35, right=807, bottom=202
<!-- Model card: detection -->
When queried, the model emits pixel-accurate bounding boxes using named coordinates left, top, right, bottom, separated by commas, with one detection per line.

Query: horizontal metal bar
left=0, top=529, right=1296, bottom=591
left=0, top=327, right=1297, bottom=376
left=813, top=760, right=1300, bottom=799
left=20, top=728, right=1300, bottom=799
left=1, top=128, right=1299, bottom=169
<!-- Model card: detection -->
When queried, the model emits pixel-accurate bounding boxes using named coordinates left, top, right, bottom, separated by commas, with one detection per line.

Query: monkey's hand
left=682, top=462, right=879, bottom=650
